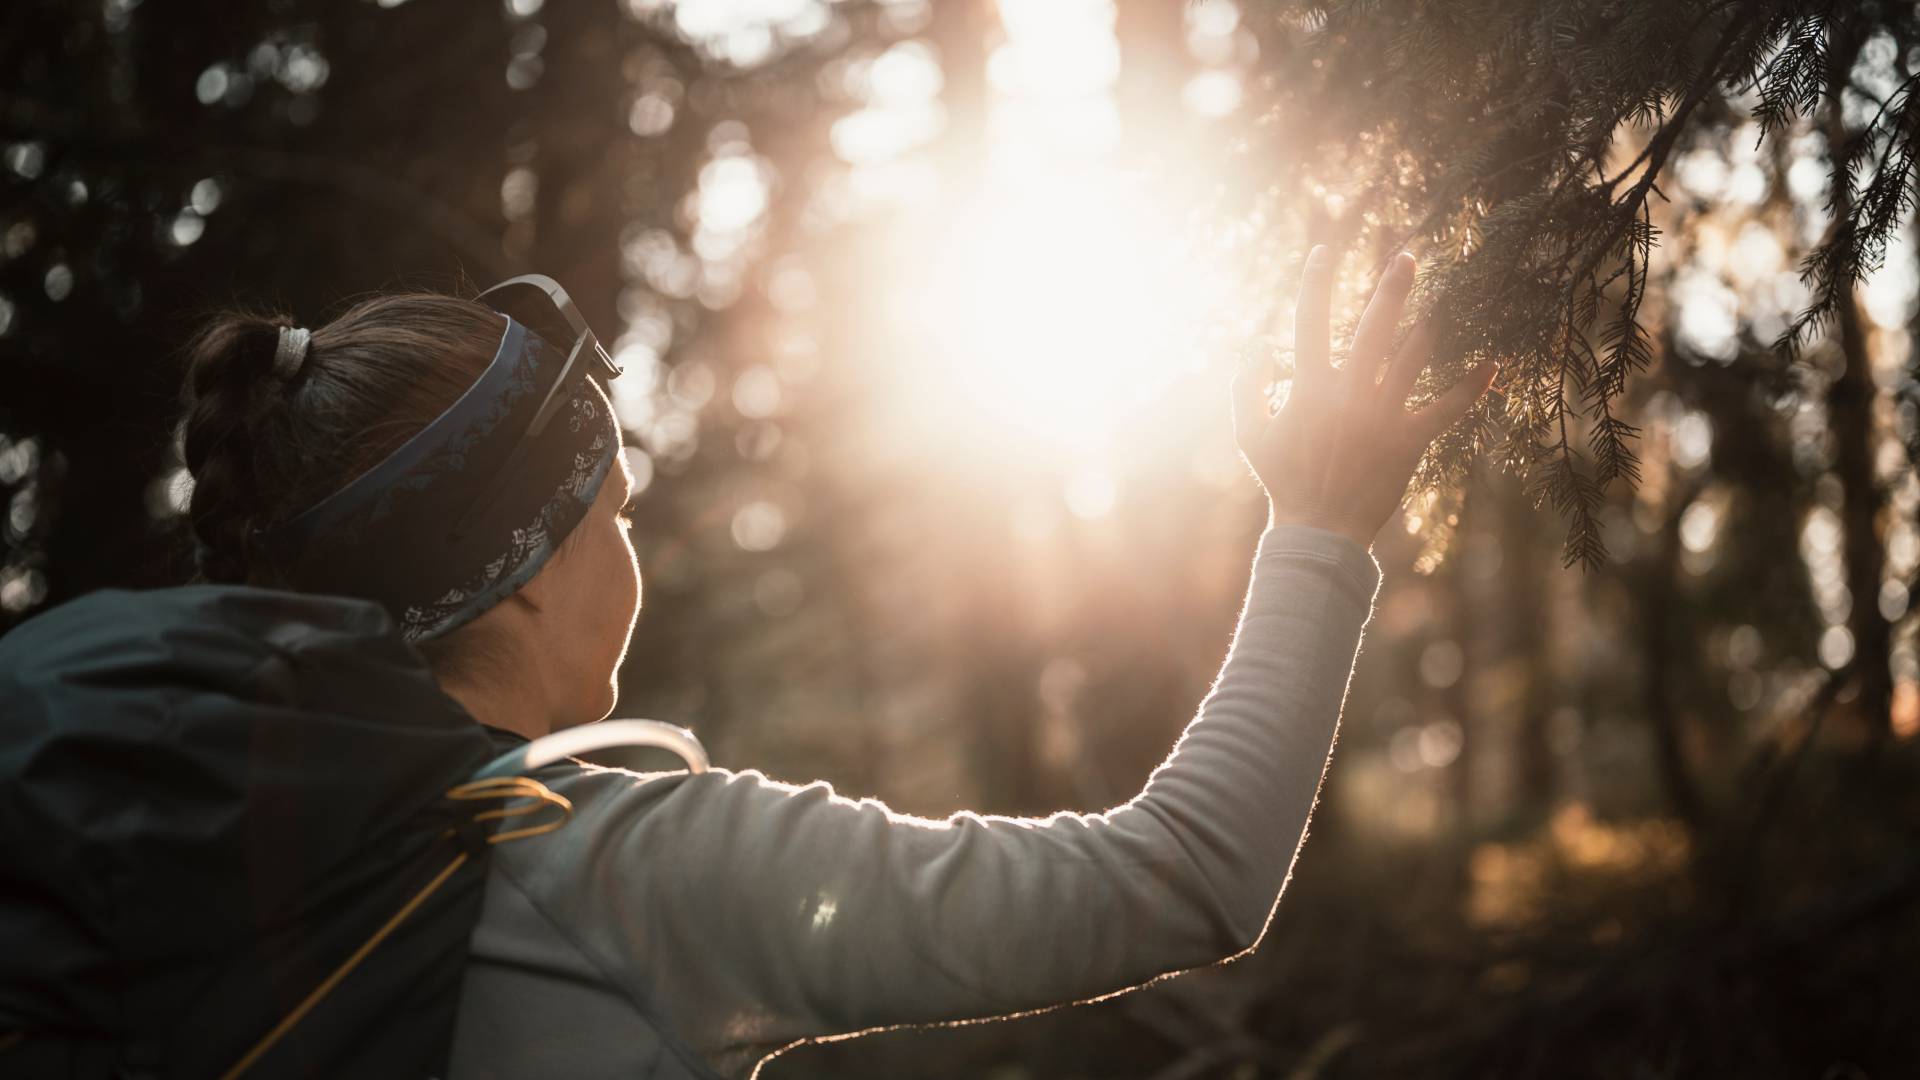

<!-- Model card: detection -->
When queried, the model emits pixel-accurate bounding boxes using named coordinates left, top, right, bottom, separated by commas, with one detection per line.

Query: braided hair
left=173, top=290, right=572, bottom=679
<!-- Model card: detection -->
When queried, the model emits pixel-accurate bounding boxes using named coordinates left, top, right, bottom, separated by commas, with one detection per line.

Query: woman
left=173, top=246, right=1492, bottom=1078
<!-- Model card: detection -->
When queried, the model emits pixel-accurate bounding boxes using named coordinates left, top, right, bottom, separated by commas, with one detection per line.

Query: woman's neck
left=439, top=669, right=552, bottom=742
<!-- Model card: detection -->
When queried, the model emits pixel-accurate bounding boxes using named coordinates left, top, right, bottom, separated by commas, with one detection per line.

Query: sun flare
left=866, top=0, right=1243, bottom=467
left=886, top=170, right=1226, bottom=458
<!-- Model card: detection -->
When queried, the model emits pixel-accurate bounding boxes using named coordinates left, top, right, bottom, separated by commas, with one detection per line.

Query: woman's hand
left=1233, top=246, right=1495, bottom=550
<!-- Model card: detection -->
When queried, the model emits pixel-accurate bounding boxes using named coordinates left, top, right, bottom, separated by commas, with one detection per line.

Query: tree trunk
left=1443, top=485, right=1477, bottom=828
left=1114, top=0, right=1190, bottom=166
left=1634, top=474, right=1708, bottom=828
left=1823, top=26, right=1893, bottom=739
left=1498, top=480, right=1556, bottom=816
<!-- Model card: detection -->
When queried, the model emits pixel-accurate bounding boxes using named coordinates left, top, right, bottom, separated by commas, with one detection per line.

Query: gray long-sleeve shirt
left=447, top=523, right=1382, bottom=1078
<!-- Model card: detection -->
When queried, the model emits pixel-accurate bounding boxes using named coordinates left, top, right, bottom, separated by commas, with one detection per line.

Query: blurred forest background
left=4, top=0, right=1919, bottom=1076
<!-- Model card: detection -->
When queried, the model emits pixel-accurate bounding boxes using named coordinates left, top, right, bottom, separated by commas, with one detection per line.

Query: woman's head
left=175, top=290, right=641, bottom=735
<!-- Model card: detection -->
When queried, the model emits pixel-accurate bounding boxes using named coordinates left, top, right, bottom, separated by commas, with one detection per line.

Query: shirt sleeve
left=499, top=523, right=1382, bottom=1079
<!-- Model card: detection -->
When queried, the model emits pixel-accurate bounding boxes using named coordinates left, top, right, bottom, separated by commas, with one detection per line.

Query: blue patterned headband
left=253, top=311, right=621, bottom=644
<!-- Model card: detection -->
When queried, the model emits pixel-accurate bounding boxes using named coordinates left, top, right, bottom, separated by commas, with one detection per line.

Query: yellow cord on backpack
left=219, top=776, right=572, bottom=1080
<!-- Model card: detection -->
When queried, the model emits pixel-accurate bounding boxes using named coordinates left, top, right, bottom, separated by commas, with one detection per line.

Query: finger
left=1293, top=245, right=1335, bottom=387
left=1231, top=350, right=1272, bottom=451
left=1348, top=251, right=1416, bottom=393
left=1379, top=317, right=1435, bottom=411
left=1411, top=360, right=1497, bottom=442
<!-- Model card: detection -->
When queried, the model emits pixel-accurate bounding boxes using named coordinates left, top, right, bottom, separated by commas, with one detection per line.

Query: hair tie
left=273, top=326, right=313, bottom=381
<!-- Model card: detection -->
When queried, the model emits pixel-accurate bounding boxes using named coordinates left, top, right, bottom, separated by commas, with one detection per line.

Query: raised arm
left=578, top=521, right=1383, bottom=1078
left=488, top=248, right=1496, bottom=1078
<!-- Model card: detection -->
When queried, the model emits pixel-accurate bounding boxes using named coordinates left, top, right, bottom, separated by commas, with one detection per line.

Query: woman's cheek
left=618, top=525, right=642, bottom=612
left=609, top=527, right=642, bottom=648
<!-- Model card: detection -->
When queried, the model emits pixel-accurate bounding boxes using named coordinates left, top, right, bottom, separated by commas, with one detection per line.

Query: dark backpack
left=0, top=584, right=531, bottom=1078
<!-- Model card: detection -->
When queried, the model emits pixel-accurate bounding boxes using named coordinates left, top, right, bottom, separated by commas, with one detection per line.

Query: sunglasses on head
left=479, top=273, right=624, bottom=429
left=446, top=274, right=624, bottom=542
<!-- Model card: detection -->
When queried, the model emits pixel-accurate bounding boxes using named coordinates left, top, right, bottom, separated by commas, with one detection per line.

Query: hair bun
left=177, top=310, right=307, bottom=583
